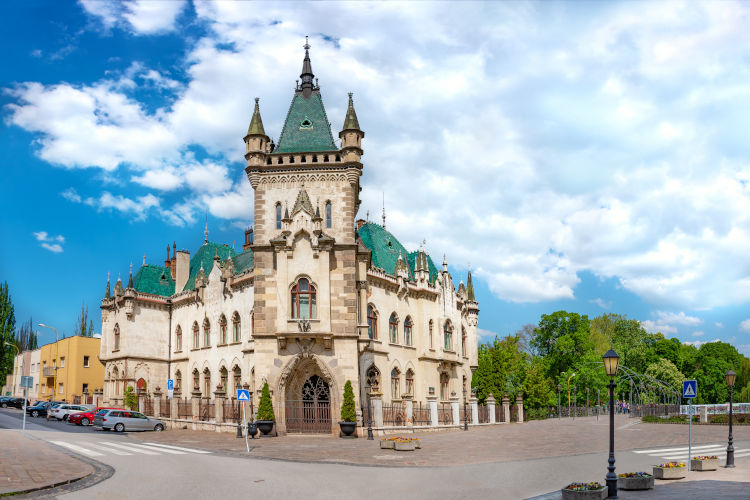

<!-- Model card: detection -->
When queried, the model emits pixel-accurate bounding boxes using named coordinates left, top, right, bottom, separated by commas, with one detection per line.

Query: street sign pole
left=22, top=387, right=27, bottom=439
left=688, top=399, right=692, bottom=471
left=242, top=400, right=249, bottom=453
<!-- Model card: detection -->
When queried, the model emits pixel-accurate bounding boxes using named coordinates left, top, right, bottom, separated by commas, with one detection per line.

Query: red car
left=69, top=407, right=122, bottom=426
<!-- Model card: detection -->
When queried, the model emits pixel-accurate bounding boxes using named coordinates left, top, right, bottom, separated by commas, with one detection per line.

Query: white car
left=50, top=404, right=95, bottom=421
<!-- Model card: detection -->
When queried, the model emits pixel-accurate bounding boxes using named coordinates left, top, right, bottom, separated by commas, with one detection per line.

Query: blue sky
left=1, top=1, right=749, bottom=354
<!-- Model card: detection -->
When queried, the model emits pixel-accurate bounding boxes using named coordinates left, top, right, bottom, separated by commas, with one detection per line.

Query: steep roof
left=183, top=242, right=238, bottom=291
left=357, top=222, right=413, bottom=281
left=274, top=92, right=338, bottom=153
left=132, top=265, right=175, bottom=297
left=232, top=249, right=254, bottom=274
left=247, top=98, right=266, bottom=136
left=342, top=93, right=361, bottom=131
left=406, top=251, right=439, bottom=285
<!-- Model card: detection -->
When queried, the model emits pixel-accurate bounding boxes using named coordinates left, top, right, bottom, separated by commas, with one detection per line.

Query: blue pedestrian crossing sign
left=237, top=389, right=250, bottom=401
left=683, top=380, right=697, bottom=398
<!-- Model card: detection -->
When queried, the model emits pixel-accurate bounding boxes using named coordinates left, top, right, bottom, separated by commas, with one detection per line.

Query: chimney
left=356, top=219, right=366, bottom=230
left=175, top=250, right=190, bottom=291
left=170, top=242, right=177, bottom=279
left=243, top=227, right=254, bottom=251
left=164, top=244, right=170, bottom=268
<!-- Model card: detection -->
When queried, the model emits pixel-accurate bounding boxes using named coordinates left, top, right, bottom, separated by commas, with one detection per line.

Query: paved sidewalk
left=0, top=429, right=94, bottom=495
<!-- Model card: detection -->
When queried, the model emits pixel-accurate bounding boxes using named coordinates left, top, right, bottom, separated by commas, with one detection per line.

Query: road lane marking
left=84, top=443, right=133, bottom=455
left=143, top=442, right=212, bottom=454
left=124, top=443, right=187, bottom=454
left=659, top=449, right=746, bottom=460
left=52, top=441, right=104, bottom=457
left=100, top=441, right=160, bottom=455
left=633, top=444, right=724, bottom=454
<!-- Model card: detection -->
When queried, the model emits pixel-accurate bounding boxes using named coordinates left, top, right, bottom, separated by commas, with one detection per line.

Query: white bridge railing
left=680, top=403, right=750, bottom=415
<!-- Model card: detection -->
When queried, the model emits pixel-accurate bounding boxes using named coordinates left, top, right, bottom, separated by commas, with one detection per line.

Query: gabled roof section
left=274, top=93, right=338, bottom=153
left=232, top=249, right=254, bottom=275
left=183, top=242, right=237, bottom=291
left=406, top=251, right=438, bottom=285
left=357, top=222, right=412, bottom=280
left=132, top=265, right=175, bottom=297
left=292, top=187, right=315, bottom=216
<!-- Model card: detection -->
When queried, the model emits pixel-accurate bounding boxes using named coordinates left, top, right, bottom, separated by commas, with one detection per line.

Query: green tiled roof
left=183, top=242, right=238, bottom=291
left=232, top=249, right=254, bottom=274
left=357, top=222, right=413, bottom=281
left=406, top=251, right=438, bottom=285
left=274, top=93, right=338, bottom=153
left=133, top=265, right=175, bottom=297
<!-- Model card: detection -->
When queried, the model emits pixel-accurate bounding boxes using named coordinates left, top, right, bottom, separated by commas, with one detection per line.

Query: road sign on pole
left=237, top=389, right=250, bottom=401
left=683, top=380, right=697, bottom=399
left=682, top=380, right=697, bottom=471
left=20, top=376, right=33, bottom=388
left=167, top=379, right=174, bottom=400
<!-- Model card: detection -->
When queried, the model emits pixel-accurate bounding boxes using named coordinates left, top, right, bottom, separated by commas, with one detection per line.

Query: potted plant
left=653, top=462, right=686, bottom=480
left=561, top=482, right=607, bottom=500
left=617, top=472, right=654, bottom=490
left=339, top=380, right=357, bottom=437
left=256, top=382, right=275, bottom=436
left=691, top=455, right=719, bottom=471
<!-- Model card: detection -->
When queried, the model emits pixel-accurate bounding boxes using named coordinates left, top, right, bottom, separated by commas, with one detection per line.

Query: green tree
left=340, top=380, right=356, bottom=423
left=692, top=342, right=742, bottom=404
left=14, top=316, right=38, bottom=351
left=522, top=357, right=554, bottom=419
left=123, top=386, right=138, bottom=410
left=677, top=343, right=699, bottom=376
left=0, top=282, right=17, bottom=388
left=532, top=311, right=593, bottom=379
left=472, top=335, right=528, bottom=403
left=74, top=302, right=93, bottom=337
left=644, top=358, right=684, bottom=392
left=257, top=382, right=275, bottom=421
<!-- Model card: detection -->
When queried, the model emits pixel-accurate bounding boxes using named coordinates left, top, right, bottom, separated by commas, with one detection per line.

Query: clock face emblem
left=300, top=118, right=313, bottom=129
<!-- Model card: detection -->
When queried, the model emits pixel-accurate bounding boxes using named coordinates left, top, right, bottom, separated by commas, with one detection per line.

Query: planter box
left=691, top=458, right=719, bottom=471
left=618, top=476, right=654, bottom=490
left=394, top=440, right=415, bottom=451
left=380, top=439, right=395, bottom=449
left=653, top=466, right=686, bottom=480
left=413, top=438, right=421, bottom=449
left=561, top=487, right=607, bottom=500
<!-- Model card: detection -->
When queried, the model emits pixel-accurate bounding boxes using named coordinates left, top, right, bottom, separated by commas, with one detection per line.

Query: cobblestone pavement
left=0, top=429, right=94, bottom=495
left=132, top=415, right=750, bottom=467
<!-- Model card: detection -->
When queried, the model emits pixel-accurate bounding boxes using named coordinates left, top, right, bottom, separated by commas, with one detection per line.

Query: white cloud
left=654, top=311, right=703, bottom=326
left=477, top=328, right=498, bottom=340
left=715, top=322, right=724, bottom=328
left=684, top=338, right=722, bottom=349
left=692, top=331, right=704, bottom=337
left=33, top=231, right=65, bottom=253
left=641, top=320, right=677, bottom=335
left=80, top=0, right=186, bottom=34
left=739, top=319, right=750, bottom=332
left=590, top=298, right=612, bottom=309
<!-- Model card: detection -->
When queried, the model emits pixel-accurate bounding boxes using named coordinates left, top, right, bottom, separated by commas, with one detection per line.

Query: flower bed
left=691, top=455, right=719, bottom=471
left=653, top=462, right=686, bottom=480
left=561, top=482, right=607, bottom=500
left=617, top=472, right=654, bottom=490
left=379, top=436, right=421, bottom=451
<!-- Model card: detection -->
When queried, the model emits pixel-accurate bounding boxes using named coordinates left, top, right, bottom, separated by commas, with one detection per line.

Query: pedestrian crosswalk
left=633, top=443, right=750, bottom=461
left=50, top=440, right=212, bottom=458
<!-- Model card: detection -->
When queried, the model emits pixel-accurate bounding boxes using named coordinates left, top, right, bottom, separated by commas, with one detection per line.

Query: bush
left=123, top=386, right=138, bottom=410
left=256, top=382, right=275, bottom=421
left=340, top=380, right=356, bottom=422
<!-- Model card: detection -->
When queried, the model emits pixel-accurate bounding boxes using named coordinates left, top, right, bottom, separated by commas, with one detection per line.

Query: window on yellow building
left=83, top=356, right=90, bottom=367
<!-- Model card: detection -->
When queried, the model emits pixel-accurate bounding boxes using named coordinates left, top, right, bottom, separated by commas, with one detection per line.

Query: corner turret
left=244, top=98, right=271, bottom=169
left=339, top=92, right=364, bottom=164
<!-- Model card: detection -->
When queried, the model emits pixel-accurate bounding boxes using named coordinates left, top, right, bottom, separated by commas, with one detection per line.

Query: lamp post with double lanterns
left=725, top=370, right=736, bottom=468
left=603, top=349, right=620, bottom=499
left=462, top=385, right=468, bottom=431
left=557, top=384, right=562, bottom=419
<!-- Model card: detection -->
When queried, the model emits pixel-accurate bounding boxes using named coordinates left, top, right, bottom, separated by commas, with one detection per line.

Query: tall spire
left=127, top=262, right=134, bottom=288
left=299, top=36, right=315, bottom=98
left=105, top=272, right=111, bottom=299
left=342, top=92, right=360, bottom=131
left=247, top=97, right=266, bottom=136
left=466, top=269, right=476, bottom=301
left=382, top=192, right=386, bottom=229
left=204, top=217, right=209, bottom=244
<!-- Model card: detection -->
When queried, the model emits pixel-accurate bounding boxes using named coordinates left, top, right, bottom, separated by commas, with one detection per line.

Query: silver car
left=93, top=409, right=165, bottom=432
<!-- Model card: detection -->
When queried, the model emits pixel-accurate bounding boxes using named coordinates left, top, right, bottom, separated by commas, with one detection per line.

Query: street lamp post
left=462, top=385, right=468, bottom=431
left=39, top=323, right=59, bottom=400
left=586, top=387, right=590, bottom=417
left=567, top=372, right=576, bottom=416
left=597, top=388, right=600, bottom=419
left=4, top=342, right=19, bottom=396
left=573, top=385, right=577, bottom=420
left=364, top=383, right=373, bottom=440
left=557, top=384, right=562, bottom=419
left=603, top=349, right=620, bottom=499
left=725, top=370, right=736, bottom=468
left=629, top=380, right=633, bottom=417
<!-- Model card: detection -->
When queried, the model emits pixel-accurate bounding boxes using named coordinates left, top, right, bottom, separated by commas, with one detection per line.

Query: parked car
left=26, top=401, right=64, bottom=418
left=50, top=404, right=95, bottom=421
left=4, top=397, right=32, bottom=409
left=69, top=407, right=121, bottom=426
left=0, top=397, right=12, bottom=407
left=93, top=409, right=166, bottom=432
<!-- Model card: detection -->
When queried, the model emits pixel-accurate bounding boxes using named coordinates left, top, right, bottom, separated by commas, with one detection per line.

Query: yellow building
left=39, top=336, right=104, bottom=402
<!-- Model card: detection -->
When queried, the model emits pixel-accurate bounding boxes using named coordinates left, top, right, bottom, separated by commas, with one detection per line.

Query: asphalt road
left=0, top=407, right=101, bottom=434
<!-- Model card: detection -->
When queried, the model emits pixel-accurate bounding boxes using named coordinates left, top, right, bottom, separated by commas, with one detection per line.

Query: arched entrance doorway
left=286, top=375, right=331, bottom=433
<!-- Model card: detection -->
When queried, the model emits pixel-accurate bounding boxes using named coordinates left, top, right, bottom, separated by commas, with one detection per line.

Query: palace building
left=99, top=43, right=479, bottom=434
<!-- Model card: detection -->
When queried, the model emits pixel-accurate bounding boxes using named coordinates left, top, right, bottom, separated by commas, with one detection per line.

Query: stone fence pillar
left=450, top=395, right=460, bottom=426
left=427, top=395, right=438, bottom=427
left=370, top=393, right=383, bottom=428
left=214, top=387, right=225, bottom=425
left=516, top=392, right=524, bottom=423
left=171, top=394, right=179, bottom=420
left=191, top=390, right=202, bottom=422
left=502, top=394, right=511, bottom=424
left=153, top=388, right=162, bottom=417
left=402, top=394, right=413, bottom=429
left=137, top=391, right=145, bottom=414
left=487, top=394, right=496, bottom=424
left=700, top=406, right=708, bottom=424
left=470, top=396, right=479, bottom=425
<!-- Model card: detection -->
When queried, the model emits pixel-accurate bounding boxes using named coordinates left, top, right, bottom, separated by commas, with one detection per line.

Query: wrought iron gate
left=286, top=375, right=331, bottom=433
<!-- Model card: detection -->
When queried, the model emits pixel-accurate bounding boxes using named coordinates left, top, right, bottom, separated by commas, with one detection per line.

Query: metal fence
left=177, top=398, right=191, bottom=419
left=412, top=401, right=431, bottom=425
left=198, top=399, right=214, bottom=421
left=495, top=403, right=505, bottom=423
left=144, top=397, right=154, bottom=416
left=223, top=399, right=240, bottom=423
left=438, top=402, right=452, bottom=425
left=159, top=398, right=171, bottom=418
left=478, top=404, right=490, bottom=423
left=382, top=402, right=406, bottom=426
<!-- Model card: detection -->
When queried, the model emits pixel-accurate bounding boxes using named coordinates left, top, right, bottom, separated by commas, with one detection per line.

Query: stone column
left=516, top=392, right=524, bottom=423
left=214, top=387, right=225, bottom=425
left=470, top=396, right=479, bottom=425
left=700, top=406, right=708, bottom=424
left=402, top=394, right=413, bottom=429
left=450, top=395, right=460, bottom=426
left=487, top=394, right=496, bottom=424
left=171, top=394, right=179, bottom=420
left=370, top=392, right=383, bottom=428
left=153, top=388, right=162, bottom=417
left=137, top=390, right=145, bottom=414
left=191, top=389, right=202, bottom=423
left=426, top=395, right=438, bottom=427
left=502, top=394, right=511, bottom=424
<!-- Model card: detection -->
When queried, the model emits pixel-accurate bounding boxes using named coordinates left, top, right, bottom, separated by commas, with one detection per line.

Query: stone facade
left=100, top=45, right=479, bottom=434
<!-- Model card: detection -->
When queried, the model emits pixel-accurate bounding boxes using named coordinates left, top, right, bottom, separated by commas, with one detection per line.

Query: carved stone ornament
left=297, top=318, right=311, bottom=333
left=296, top=337, right=315, bottom=357
left=278, top=337, right=288, bottom=350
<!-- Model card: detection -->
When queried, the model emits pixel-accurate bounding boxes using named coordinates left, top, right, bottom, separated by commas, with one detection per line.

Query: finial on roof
left=117, top=272, right=121, bottom=282
left=127, top=263, right=134, bottom=289
left=284, top=203, right=290, bottom=219
left=366, top=210, right=369, bottom=222
left=443, top=254, right=448, bottom=272
left=247, top=97, right=266, bottom=136
left=143, top=254, right=146, bottom=266
left=214, top=249, right=220, bottom=262
left=382, top=192, right=386, bottom=229
left=342, top=91, right=361, bottom=131
left=204, top=218, right=209, bottom=244
left=300, top=35, right=315, bottom=97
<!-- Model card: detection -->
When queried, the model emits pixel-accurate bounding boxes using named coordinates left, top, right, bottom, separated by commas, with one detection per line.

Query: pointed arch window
left=428, top=320, right=433, bottom=349
left=444, top=321, right=453, bottom=351
left=175, top=370, right=182, bottom=392
left=440, top=373, right=450, bottom=401
left=233, top=366, right=241, bottom=395
left=232, top=312, right=241, bottom=342
left=367, top=305, right=378, bottom=339
left=219, top=315, right=228, bottom=344
left=275, top=202, right=282, bottom=229
left=403, top=316, right=413, bottom=346
left=389, top=313, right=398, bottom=344
left=113, top=324, right=120, bottom=351
left=325, top=200, right=332, bottom=228
left=203, top=318, right=211, bottom=347
left=291, top=277, right=316, bottom=319
left=219, top=366, right=228, bottom=391
left=175, top=325, right=182, bottom=351
left=203, top=368, right=211, bottom=397
left=405, top=369, right=414, bottom=396
left=391, top=368, right=400, bottom=400
left=192, top=321, right=199, bottom=348
left=461, top=327, right=467, bottom=357
left=366, top=365, right=381, bottom=391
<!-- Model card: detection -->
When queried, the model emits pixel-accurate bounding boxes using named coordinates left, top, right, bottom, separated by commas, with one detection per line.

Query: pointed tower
left=339, top=92, right=365, bottom=164
left=105, top=272, right=111, bottom=299
left=244, top=98, right=270, bottom=170
left=127, top=263, right=134, bottom=289
left=465, top=269, right=479, bottom=328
